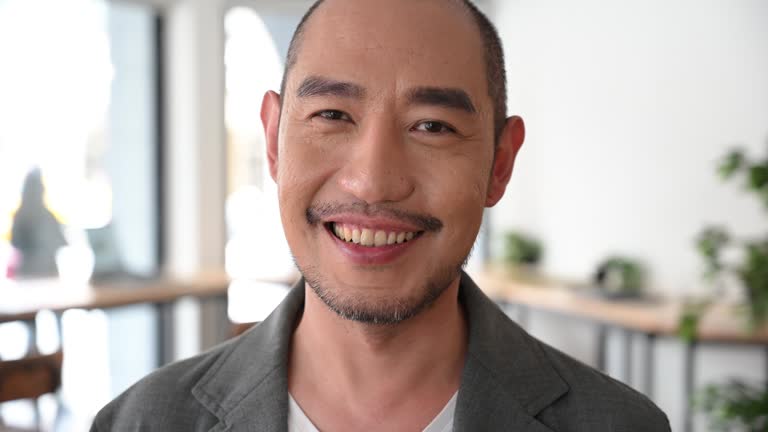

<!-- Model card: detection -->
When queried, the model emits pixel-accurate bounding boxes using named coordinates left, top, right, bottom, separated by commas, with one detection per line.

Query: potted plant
left=689, top=147, right=768, bottom=429
left=500, top=231, right=543, bottom=281
left=592, top=256, right=646, bottom=299
left=695, top=148, right=768, bottom=329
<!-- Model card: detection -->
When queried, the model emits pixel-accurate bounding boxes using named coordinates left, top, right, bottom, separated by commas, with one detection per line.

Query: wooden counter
left=0, top=272, right=231, bottom=324
left=475, top=269, right=768, bottom=344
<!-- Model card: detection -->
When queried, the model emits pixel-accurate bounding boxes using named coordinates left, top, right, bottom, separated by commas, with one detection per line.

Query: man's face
left=263, top=0, right=518, bottom=323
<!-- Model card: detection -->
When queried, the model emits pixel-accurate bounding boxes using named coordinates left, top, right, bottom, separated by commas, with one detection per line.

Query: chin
left=300, top=259, right=464, bottom=326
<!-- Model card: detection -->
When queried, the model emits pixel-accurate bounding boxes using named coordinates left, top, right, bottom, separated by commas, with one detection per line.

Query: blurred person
left=10, top=168, right=67, bottom=278
left=92, top=1, right=670, bottom=430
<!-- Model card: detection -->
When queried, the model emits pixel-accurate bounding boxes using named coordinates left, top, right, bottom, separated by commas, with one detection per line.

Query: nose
left=336, top=116, right=415, bottom=204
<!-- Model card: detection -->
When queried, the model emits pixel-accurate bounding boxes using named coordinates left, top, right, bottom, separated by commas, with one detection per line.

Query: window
left=0, top=0, right=161, bottom=282
left=224, top=6, right=301, bottom=323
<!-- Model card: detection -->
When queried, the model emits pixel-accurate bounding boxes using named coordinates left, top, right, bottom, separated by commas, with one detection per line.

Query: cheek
left=277, top=129, right=333, bottom=194
left=421, top=150, right=491, bottom=240
left=275, top=134, right=319, bottom=234
left=425, top=146, right=492, bottom=204
left=275, top=129, right=346, bottom=237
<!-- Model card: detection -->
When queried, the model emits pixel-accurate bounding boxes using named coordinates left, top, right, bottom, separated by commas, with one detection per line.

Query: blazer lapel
left=454, top=272, right=568, bottom=431
left=192, top=279, right=306, bottom=432
left=455, top=355, right=556, bottom=432
left=210, top=368, right=289, bottom=432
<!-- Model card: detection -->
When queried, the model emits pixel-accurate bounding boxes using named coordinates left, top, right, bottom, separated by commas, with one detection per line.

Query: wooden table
left=476, top=270, right=768, bottom=342
left=0, top=272, right=231, bottom=366
left=475, top=268, right=768, bottom=432
left=0, top=272, right=231, bottom=323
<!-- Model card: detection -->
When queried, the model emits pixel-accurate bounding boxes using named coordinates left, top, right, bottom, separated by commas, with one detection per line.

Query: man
left=92, top=0, right=670, bottom=430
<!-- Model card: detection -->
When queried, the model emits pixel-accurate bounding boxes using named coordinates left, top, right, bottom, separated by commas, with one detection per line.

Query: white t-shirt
left=288, top=392, right=458, bottom=432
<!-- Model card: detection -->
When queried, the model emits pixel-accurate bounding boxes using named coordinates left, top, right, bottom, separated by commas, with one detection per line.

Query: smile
left=327, top=222, right=423, bottom=248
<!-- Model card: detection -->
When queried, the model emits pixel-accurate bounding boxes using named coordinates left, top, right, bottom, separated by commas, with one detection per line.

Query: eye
left=314, top=110, right=351, bottom=122
left=413, top=120, right=456, bottom=134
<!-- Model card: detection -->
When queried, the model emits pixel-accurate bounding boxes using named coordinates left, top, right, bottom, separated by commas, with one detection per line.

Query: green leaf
left=696, top=227, right=729, bottom=279
left=761, top=186, right=768, bottom=211
left=678, top=311, right=700, bottom=342
left=678, top=300, right=710, bottom=342
left=503, top=232, right=543, bottom=265
left=719, top=150, right=744, bottom=180
left=738, top=241, right=768, bottom=327
left=695, top=380, right=768, bottom=431
left=748, top=165, right=768, bottom=191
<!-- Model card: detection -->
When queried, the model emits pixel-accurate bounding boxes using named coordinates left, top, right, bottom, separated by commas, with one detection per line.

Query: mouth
left=325, top=222, right=424, bottom=247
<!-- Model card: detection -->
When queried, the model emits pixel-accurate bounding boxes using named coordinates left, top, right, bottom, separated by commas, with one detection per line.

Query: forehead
left=287, top=0, right=488, bottom=108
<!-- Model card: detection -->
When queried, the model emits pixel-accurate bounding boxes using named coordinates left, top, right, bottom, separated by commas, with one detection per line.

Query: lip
left=323, top=214, right=425, bottom=233
left=324, top=224, right=421, bottom=265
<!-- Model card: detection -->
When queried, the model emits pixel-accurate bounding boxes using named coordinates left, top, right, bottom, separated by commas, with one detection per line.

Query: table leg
left=644, top=333, right=656, bottom=398
left=200, top=294, right=230, bottom=348
left=596, top=324, right=607, bottom=372
left=25, top=319, right=38, bottom=355
left=54, top=311, right=64, bottom=349
left=765, top=345, right=768, bottom=384
left=623, top=328, right=633, bottom=386
left=683, top=341, right=697, bottom=432
left=155, top=302, right=174, bottom=368
left=33, top=399, right=42, bottom=430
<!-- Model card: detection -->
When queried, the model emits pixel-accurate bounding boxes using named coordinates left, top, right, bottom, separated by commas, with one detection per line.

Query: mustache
left=306, top=202, right=443, bottom=233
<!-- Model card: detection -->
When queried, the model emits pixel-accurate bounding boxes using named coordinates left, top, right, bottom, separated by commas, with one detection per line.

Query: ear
left=485, top=116, right=525, bottom=207
left=261, top=90, right=282, bottom=182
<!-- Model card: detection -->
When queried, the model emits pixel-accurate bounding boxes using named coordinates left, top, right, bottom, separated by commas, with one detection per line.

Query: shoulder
left=460, top=273, right=669, bottom=431
left=90, top=336, right=239, bottom=432
left=533, top=338, right=671, bottom=431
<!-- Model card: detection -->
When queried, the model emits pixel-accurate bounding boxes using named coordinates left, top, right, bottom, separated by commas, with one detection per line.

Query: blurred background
left=0, top=0, right=766, bottom=430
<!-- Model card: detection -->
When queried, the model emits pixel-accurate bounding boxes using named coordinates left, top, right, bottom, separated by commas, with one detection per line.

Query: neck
left=288, top=276, right=467, bottom=414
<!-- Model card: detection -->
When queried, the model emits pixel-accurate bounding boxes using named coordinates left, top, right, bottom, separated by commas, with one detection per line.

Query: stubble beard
left=296, top=255, right=469, bottom=326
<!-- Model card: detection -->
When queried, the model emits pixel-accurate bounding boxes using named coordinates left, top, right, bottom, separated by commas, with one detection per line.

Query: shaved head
left=279, top=0, right=507, bottom=142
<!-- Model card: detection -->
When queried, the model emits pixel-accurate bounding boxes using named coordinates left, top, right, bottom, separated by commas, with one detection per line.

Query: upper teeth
left=332, top=223, right=417, bottom=247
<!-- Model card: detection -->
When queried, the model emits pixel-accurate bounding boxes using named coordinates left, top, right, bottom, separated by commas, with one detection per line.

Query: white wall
left=490, top=1, right=768, bottom=429
left=493, top=0, right=768, bottom=296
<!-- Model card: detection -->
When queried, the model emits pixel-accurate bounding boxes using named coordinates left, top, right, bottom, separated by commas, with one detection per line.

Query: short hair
left=279, top=0, right=508, bottom=143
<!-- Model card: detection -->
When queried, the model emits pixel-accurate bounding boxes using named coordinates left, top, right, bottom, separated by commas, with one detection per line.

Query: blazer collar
left=192, top=272, right=568, bottom=431
left=191, top=279, right=305, bottom=432
left=454, top=272, right=568, bottom=431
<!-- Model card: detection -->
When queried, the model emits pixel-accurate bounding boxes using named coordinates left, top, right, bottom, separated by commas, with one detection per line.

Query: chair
left=0, top=350, right=63, bottom=431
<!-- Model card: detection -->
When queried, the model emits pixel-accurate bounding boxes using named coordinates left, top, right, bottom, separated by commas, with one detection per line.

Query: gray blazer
left=91, top=273, right=670, bottom=431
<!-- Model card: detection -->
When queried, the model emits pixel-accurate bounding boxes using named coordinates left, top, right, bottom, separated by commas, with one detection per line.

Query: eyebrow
left=294, top=77, right=477, bottom=114
left=406, top=87, right=477, bottom=114
left=296, top=76, right=365, bottom=99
